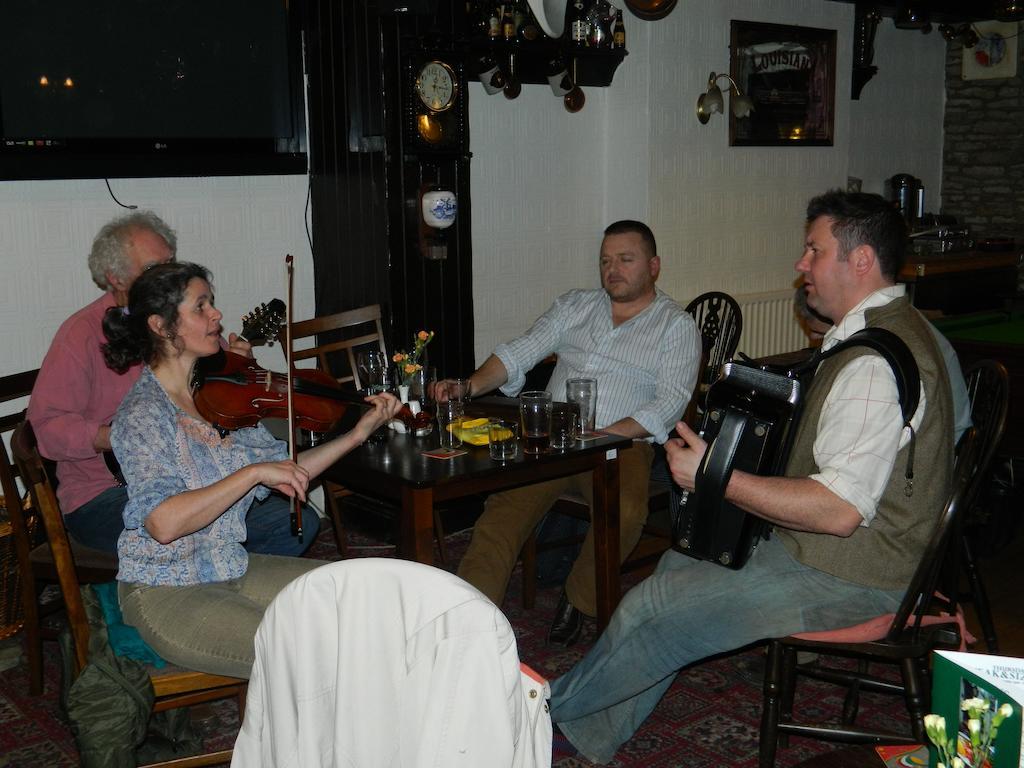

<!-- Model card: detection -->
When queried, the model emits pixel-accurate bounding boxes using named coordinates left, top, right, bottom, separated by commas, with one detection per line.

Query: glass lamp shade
left=703, top=83, right=724, bottom=115
left=730, top=92, right=754, bottom=119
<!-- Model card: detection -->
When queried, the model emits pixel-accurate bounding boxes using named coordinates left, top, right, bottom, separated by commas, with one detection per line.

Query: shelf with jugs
left=465, top=0, right=627, bottom=112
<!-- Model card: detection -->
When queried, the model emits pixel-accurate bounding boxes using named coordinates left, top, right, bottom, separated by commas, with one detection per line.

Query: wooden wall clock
left=404, top=56, right=467, bottom=154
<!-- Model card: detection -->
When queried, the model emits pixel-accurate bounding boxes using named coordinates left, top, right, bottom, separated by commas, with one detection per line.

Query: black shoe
left=548, top=590, right=583, bottom=647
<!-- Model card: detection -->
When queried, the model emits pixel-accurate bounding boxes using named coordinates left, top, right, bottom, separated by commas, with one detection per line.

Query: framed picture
left=729, top=20, right=836, bottom=147
left=962, top=21, right=1019, bottom=80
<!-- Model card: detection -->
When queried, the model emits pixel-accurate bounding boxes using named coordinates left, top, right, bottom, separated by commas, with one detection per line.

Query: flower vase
left=398, top=384, right=410, bottom=404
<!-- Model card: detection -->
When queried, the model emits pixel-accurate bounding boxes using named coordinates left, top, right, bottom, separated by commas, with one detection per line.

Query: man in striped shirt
left=448, top=220, right=702, bottom=647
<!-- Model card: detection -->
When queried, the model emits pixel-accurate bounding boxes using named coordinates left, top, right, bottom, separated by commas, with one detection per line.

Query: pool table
left=932, top=311, right=1024, bottom=457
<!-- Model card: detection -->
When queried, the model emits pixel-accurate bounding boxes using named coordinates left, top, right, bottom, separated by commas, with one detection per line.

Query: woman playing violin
left=102, top=261, right=400, bottom=678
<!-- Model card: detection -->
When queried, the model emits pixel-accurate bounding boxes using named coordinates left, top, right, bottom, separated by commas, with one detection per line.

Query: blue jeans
left=549, top=537, right=904, bottom=764
left=244, top=494, right=320, bottom=557
left=63, top=487, right=317, bottom=557
left=64, top=486, right=129, bottom=554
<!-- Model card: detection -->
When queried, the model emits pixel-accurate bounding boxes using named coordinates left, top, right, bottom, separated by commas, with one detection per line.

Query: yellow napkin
left=449, top=417, right=491, bottom=445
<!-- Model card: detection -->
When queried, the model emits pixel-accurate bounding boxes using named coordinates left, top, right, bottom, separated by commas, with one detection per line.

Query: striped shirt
left=495, top=289, right=701, bottom=444
left=813, top=285, right=928, bottom=525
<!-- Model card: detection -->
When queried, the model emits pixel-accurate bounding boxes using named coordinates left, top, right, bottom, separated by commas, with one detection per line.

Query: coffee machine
left=886, top=173, right=925, bottom=225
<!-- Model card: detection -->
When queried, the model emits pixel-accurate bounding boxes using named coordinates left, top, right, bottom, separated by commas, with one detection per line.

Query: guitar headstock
left=240, top=299, right=286, bottom=346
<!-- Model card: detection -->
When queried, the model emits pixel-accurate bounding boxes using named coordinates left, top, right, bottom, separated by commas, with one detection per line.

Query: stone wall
left=942, top=25, right=1024, bottom=242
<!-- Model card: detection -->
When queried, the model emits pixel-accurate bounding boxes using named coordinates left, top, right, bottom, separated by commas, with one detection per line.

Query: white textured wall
left=847, top=21, right=946, bottom=205
left=0, top=175, right=314, bottom=383
left=470, top=0, right=947, bottom=361
left=0, top=4, right=948, bottom=379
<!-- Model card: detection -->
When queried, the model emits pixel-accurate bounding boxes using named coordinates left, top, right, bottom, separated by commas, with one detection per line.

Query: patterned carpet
left=0, top=513, right=909, bottom=767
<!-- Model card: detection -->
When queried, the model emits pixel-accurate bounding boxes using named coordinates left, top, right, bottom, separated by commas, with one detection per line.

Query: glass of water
left=566, top=378, right=597, bottom=437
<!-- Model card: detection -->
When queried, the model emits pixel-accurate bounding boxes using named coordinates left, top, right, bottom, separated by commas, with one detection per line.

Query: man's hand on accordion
left=664, top=421, right=707, bottom=492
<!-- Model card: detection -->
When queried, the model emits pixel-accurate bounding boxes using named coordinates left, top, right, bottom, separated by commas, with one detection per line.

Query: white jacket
left=232, top=559, right=552, bottom=768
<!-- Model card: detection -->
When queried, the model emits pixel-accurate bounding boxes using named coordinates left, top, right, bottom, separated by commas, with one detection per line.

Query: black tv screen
left=0, top=0, right=307, bottom=180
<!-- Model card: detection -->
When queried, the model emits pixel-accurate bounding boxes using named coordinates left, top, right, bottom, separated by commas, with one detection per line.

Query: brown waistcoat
left=775, top=295, right=953, bottom=590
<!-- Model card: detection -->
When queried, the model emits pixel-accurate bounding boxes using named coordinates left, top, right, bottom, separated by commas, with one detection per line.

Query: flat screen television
left=0, top=0, right=307, bottom=180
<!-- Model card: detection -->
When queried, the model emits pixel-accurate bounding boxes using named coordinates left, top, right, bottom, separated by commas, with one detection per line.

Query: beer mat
left=576, top=431, right=610, bottom=442
left=421, top=447, right=468, bottom=460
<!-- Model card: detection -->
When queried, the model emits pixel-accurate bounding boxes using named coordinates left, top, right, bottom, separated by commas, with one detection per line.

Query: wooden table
left=322, top=400, right=633, bottom=628
left=899, top=249, right=1020, bottom=315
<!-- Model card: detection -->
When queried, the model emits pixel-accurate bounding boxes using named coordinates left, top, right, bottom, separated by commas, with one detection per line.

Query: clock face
left=415, top=61, right=456, bottom=113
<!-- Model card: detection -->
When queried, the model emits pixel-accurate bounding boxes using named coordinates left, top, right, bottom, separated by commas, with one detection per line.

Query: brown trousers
left=456, top=441, right=654, bottom=617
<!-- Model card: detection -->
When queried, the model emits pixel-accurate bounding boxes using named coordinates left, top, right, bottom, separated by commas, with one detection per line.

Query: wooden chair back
left=682, top=291, right=743, bottom=426
left=12, top=420, right=246, bottom=766
left=10, top=420, right=92, bottom=674
left=885, top=426, right=978, bottom=642
left=684, top=291, right=743, bottom=391
left=0, top=371, right=40, bottom=671
left=961, top=359, right=1009, bottom=511
left=291, top=304, right=387, bottom=390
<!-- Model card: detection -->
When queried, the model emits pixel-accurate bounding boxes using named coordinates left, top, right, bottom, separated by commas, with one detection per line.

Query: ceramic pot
left=421, top=190, right=457, bottom=229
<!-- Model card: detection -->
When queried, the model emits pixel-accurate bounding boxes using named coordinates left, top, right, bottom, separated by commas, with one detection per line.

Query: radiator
left=733, top=289, right=807, bottom=360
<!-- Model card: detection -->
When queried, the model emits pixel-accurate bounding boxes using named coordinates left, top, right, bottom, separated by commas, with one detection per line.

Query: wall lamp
left=695, top=71, right=754, bottom=124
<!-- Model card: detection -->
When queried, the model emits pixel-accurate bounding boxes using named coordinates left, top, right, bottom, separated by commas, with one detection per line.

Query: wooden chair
left=0, top=369, right=117, bottom=696
left=947, top=358, right=1010, bottom=653
left=291, top=305, right=388, bottom=556
left=684, top=291, right=743, bottom=424
left=290, top=305, right=450, bottom=561
left=12, top=421, right=246, bottom=767
left=291, top=304, right=388, bottom=392
left=758, top=428, right=979, bottom=766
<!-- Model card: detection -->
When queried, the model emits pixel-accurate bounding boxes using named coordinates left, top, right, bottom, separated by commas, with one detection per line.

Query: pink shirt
left=27, top=294, right=141, bottom=515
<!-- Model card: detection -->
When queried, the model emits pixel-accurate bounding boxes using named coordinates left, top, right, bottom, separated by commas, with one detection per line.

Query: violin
left=192, top=350, right=370, bottom=434
left=190, top=297, right=369, bottom=435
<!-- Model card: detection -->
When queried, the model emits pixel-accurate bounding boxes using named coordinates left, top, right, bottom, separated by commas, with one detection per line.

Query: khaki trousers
left=457, top=441, right=654, bottom=617
left=120, top=554, right=323, bottom=679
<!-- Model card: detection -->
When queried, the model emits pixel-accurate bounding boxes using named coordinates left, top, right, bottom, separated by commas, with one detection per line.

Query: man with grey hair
left=28, top=211, right=318, bottom=555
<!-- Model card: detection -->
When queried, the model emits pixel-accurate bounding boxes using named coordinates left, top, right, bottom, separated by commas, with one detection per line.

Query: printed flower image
left=925, top=698, right=1013, bottom=768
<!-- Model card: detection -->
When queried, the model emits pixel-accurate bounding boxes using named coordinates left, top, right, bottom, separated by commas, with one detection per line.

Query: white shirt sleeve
left=809, top=354, right=927, bottom=525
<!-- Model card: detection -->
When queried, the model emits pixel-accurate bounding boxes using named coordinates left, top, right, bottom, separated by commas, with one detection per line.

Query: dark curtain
left=301, top=0, right=477, bottom=376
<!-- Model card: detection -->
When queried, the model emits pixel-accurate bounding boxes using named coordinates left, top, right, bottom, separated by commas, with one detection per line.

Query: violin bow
left=285, top=254, right=302, bottom=541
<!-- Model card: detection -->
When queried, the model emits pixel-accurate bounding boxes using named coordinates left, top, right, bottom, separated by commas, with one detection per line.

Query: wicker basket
left=0, top=495, right=34, bottom=640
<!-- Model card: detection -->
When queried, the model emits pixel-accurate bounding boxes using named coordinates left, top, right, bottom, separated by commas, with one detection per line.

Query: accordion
left=671, top=363, right=804, bottom=569
left=671, top=327, right=921, bottom=570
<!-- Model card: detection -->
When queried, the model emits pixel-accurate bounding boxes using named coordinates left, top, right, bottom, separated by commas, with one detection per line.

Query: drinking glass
left=488, top=418, right=518, bottom=461
left=519, top=390, right=552, bottom=455
left=437, top=399, right=465, bottom=449
left=447, top=377, right=470, bottom=402
left=550, top=403, right=579, bottom=450
left=410, top=366, right=436, bottom=410
left=357, top=350, right=389, bottom=394
left=566, top=378, right=597, bottom=437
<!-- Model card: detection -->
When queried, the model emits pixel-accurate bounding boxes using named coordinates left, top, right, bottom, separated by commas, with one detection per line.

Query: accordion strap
left=795, top=326, right=921, bottom=495
left=694, top=409, right=746, bottom=521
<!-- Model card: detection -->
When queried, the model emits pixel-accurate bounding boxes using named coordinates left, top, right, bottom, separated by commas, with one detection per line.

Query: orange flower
left=392, top=353, right=405, bottom=363
left=417, top=330, right=431, bottom=342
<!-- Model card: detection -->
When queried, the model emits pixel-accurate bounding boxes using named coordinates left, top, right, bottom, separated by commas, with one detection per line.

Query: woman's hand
left=663, top=421, right=708, bottom=492
left=226, top=333, right=254, bottom=358
left=251, top=460, right=310, bottom=501
left=354, top=392, right=402, bottom=441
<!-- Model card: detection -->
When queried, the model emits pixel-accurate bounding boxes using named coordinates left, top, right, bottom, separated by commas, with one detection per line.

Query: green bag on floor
left=60, top=585, right=201, bottom=767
